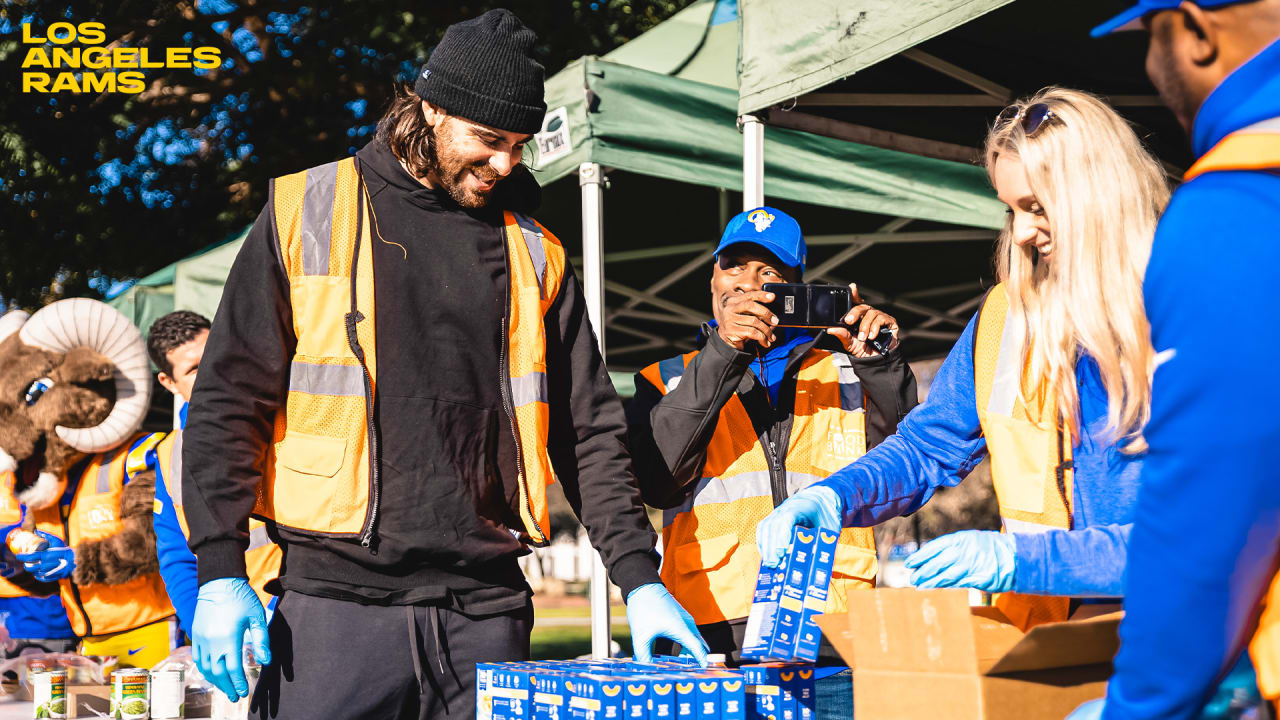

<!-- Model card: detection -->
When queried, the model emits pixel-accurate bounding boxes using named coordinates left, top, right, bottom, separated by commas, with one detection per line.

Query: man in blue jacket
left=1073, top=1, right=1280, bottom=718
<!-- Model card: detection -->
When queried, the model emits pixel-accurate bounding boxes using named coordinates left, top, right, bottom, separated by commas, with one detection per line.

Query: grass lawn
left=530, top=601, right=631, bottom=660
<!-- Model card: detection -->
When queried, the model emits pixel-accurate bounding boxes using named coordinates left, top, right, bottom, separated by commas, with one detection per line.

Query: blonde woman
left=756, top=88, right=1169, bottom=626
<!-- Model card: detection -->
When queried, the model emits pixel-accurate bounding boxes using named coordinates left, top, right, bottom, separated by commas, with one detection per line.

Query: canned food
left=6, top=528, right=48, bottom=556
left=111, top=668, right=150, bottom=719
left=31, top=668, right=67, bottom=719
left=150, top=669, right=183, bottom=719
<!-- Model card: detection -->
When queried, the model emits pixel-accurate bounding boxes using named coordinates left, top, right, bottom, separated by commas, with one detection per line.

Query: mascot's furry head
left=0, top=299, right=151, bottom=511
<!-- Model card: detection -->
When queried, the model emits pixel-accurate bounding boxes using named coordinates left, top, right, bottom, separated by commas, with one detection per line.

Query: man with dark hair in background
left=145, top=310, right=282, bottom=641
left=182, top=9, right=706, bottom=720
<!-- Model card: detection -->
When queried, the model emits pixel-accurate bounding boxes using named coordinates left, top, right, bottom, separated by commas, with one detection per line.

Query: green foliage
left=0, top=0, right=693, bottom=307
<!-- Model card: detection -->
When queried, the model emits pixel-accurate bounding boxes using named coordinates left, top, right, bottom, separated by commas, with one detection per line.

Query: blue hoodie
left=815, top=311, right=1140, bottom=597
left=1101, top=36, right=1280, bottom=720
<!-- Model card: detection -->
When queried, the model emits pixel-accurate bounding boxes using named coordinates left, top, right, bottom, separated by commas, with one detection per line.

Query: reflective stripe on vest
left=1184, top=118, right=1280, bottom=181
left=154, top=430, right=282, bottom=608
left=263, top=156, right=566, bottom=546
left=973, top=284, right=1073, bottom=631
left=641, top=347, right=878, bottom=626
left=62, top=435, right=175, bottom=638
left=1184, top=122, right=1280, bottom=699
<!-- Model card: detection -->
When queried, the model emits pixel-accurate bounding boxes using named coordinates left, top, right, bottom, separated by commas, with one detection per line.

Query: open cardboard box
left=815, top=588, right=1121, bottom=720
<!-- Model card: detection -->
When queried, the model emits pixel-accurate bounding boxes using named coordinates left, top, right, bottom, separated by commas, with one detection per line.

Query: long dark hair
left=375, top=85, right=435, bottom=178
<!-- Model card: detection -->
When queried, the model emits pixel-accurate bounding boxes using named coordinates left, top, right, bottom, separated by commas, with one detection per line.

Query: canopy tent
left=731, top=0, right=1193, bottom=348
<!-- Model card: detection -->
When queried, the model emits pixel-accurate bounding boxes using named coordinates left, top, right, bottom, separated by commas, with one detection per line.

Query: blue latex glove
left=193, top=578, right=271, bottom=701
left=755, top=485, right=843, bottom=569
left=626, top=583, right=709, bottom=667
left=16, top=531, right=74, bottom=582
left=905, top=530, right=1017, bottom=593
left=1067, top=699, right=1104, bottom=720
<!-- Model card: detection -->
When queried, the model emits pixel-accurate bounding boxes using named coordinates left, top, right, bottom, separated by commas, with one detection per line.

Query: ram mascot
left=0, top=299, right=175, bottom=668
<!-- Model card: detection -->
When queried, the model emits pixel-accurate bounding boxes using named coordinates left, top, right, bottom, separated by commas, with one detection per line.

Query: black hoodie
left=182, top=140, right=661, bottom=612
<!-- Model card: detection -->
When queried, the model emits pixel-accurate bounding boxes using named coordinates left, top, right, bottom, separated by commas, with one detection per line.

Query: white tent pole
left=579, top=162, right=612, bottom=660
left=740, top=115, right=764, bottom=209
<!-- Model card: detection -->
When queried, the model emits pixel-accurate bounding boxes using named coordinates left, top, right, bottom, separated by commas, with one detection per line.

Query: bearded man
left=181, top=10, right=705, bottom=719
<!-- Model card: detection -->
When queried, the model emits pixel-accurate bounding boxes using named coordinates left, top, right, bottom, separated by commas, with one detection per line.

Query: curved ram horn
left=18, top=299, right=151, bottom=453
left=0, top=310, right=30, bottom=345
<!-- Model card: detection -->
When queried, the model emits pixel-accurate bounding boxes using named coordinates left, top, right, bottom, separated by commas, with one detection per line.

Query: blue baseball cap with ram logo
left=714, top=206, right=807, bottom=274
left=1092, top=0, right=1255, bottom=37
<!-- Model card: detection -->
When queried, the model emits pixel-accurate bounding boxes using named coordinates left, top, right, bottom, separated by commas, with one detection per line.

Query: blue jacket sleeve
left=816, top=314, right=989, bottom=526
left=151, top=452, right=198, bottom=638
left=1103, top=176, right=1280, bottom=720
left=1012, top=524, right=1129, bottom=597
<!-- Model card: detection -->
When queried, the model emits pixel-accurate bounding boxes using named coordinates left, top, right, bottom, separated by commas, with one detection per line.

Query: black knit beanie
left=414, top=9, right=547, bottom=135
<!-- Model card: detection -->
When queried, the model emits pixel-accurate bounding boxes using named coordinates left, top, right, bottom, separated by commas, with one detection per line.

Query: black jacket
left=626, top=327, right=918, bottom=659
left=183, top=140, right=661, bottom=609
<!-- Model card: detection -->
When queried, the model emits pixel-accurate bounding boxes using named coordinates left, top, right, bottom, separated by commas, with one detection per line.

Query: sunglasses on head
left=996, top=102, right=1056, bottom=136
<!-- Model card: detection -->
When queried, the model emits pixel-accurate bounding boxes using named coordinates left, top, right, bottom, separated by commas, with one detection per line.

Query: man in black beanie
left=180, top=9, right=708, bottom=719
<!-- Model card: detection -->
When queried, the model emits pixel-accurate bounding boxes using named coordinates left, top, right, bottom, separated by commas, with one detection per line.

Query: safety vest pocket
left=826, top=541, right=878, bottom=614
left=671, top=533, right=740, bottom=575
left=271, top=431, right=349, bottom=532
left=290, top=276, right=355, bottom=359
left=983, top=413, right=1050, bottom=515
left=277, top=431, right=347, bottom=477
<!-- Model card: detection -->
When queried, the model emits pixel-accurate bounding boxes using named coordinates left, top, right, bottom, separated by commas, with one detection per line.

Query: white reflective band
left=830, top=354, right=864, bottom=412
left=289, top=361, right=365, bottom=397
left=662, top=470, right=826, bottom=528
left=988, top=309, right=1022, bottom=417
left=248, top=525, right=272, bottom=551
left=510, top=372, right=548, bottom=407
left=300, top=160, right=339, bottom=276
left=513, top=213, right=547, bottom=296
left=1001, top=516, right=1057, bottom=535
left=166, top=432, right=184, bottom=508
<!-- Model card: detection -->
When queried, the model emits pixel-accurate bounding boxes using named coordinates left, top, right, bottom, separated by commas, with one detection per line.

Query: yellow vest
left=42, top=435, right=176, bottom=638
left=1183, top=120, right=1280, bottom=698
left=973, top=284, right=1074, bottom=631
left=639, top=347, right=878, bottom=626
left=258, top=156, right=566, bottom=546
left=153, top=430, right=282, bottom=608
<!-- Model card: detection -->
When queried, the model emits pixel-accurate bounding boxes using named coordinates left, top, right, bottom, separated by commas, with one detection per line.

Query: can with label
left=31, top=668, right=67, bottom=719
left=6, top=528, right=48, bottom=556
left=150, top=669, right=183, bottom=719
left=111, top=668, right=150, bottom=720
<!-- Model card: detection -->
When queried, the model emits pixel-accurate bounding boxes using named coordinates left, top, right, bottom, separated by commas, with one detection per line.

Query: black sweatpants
left=251, top=591, right=533, bottom=720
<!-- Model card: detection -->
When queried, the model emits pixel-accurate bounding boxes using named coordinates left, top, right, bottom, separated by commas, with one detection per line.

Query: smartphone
left=762, top=282, right=895, bottom=354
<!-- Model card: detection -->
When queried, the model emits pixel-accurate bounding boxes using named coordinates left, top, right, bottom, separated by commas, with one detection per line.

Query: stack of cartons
left=743, top=526, right=836, bottom=662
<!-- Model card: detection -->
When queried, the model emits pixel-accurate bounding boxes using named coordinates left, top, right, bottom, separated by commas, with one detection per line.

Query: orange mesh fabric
left=646, top=350, right=876, bottom=625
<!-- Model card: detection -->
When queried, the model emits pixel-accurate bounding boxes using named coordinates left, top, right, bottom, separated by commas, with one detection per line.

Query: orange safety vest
left=1184, top=118, right=1280, bottom=698
left=0, top=472, right=54, bottom=600
left=153, top=429, right=282, bottom=608
left=258, top=156, right=566, bottom=546
left=33, top=435, right=176, bottom=638
left=973, top=285, right=1074, bottom=631
left=639, top=347, right=878, bottom=626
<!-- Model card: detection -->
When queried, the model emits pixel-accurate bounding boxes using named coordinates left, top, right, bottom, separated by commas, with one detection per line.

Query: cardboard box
left=816, top=589, right=1121, bottom=720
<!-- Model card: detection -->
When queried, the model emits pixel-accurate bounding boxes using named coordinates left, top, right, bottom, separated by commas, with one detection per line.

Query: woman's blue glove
left=15, top=531, right=74, bottom=582
left=625, top=583, right=709, bottom=666
left=1067, top=699, right=1104, bottom=720
left=905, top=530, right=1016, bottom=593
left=755, top=485, right=843, bottom=569
left=193, top=577, right=271, bottom=702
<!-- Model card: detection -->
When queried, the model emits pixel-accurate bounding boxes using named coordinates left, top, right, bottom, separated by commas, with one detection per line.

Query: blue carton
left=565, top=674, right=627, bottom=720
left=674, top=679, right=698, bottom=720
left=478, top=662, right=534, bottom=720
left=768, top=528, right=819, bottom=661
left=533, top=669, right=571, bottom=720
left=742, top=664, right=787, bottom=720
left=785, top=668, right=815, bottom=720
left=700, top=671, right=745, bottom=720
left=794, top=529, right=838, bottom=662
left=742, top=563, right=786, bottom=660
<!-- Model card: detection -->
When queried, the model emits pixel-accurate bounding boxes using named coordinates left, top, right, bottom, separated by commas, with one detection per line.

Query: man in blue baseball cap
left=1070, top=2, right=1280, bottom=719
left=623, top=206, right=917, bottom=718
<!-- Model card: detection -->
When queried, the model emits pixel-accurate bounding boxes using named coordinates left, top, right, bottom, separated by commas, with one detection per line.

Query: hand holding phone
left=763, top=282, right=897, bottom=356
left=716, top=289, right=779, bottom=351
